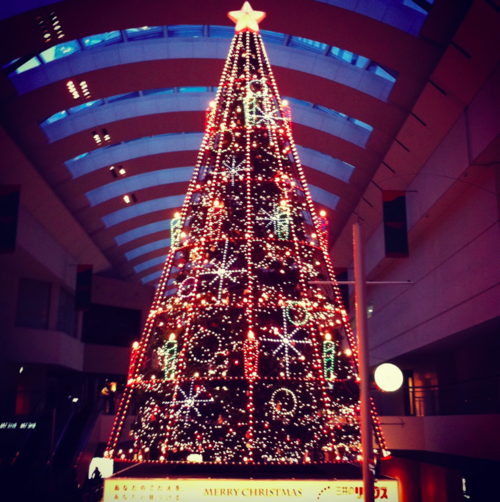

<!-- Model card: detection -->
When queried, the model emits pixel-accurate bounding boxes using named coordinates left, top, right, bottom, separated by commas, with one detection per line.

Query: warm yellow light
left=132, top=341, right=139, bottom=349
left=374, top=363, right=404, bottom=392
left=320, top=210, right=326, bottom=217
left=282, top=99, right=288, bottom=106
left=228, top=2, right=266, bottom=33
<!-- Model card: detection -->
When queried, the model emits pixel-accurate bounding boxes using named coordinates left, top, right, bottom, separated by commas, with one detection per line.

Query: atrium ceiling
left=1, top=0, right=497, bottom=287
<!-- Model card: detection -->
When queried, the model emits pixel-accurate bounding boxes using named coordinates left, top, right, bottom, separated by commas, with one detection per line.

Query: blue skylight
left=260, top=30, right=286, bottom=45
left=178, top=87, right=209, bottom=93
left=208, top=26, right=234, bottom=39
left=39, top=40, right=82, bottom=63
left=101, top=195, right=185, bottom=227
left=15, top=57, right=41, bottom=74
left=81, top=31, right=122, bottom=49
left=141, top=270, right=163, bottom=285
left=142, top=88, right=176, bottom=96
left=308, top=185, right=340, bottom=210
left=134, top=254, right=168, bottom=273
left=41, top=87, right=372, bottom=132
left=125, top=238, right=171, bottom=260
left=7, top=24, right=398, bottom=84
left=44, top=110, right=68, bottom=124
left=85, top=168, right=194, bottom=206
left=168, top=25, right=204, bottom=37
left=115, top=220, right=172, bottom=246
left=68, top=99, right=104, bottom=114
left=107, top=92, right=141, bottom=103
left=289, top=36, right=328, bottom=54
left=126, top=26, right=164, bottom=40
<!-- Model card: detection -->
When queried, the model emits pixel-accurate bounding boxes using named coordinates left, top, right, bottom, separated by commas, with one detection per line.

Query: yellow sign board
left=104, top=477, right=399, bottom=501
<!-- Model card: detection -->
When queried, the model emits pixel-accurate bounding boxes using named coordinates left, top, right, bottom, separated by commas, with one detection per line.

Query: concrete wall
left=0, top=198, right=155, bottom=394
left=381, top=414, right=500, bottom=462
left=362, top=64, right=500, bottom=365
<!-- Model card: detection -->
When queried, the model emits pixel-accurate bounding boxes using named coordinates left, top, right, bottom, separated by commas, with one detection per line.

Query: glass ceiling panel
left=141, top=270, right=163, bottom=285
left=405, top=0, right=433, bottom=14
left=125, top=239, right=171, bottom=261
left=167, top=25, right=204, bottom=37
left=68, top=99, right=104, bottom=114
left=178, top=87, right=208, bottom=93
left=115, top=220, right=171, bottom=246
left=289, top=36, right=328, bottom=54
left=81, top=31, right=123, bottom=49
left=6, top=24, right=398, bottom=84
left=368, top=64, right=397, bottom=83
left=208, top=26, right=234, bottom=39
left=260, top=30, right=285, bottom=45
left=43, top=110, right=68, bottom=125
left=107, top=92, right=141, bottom=103
left=40, top=87, right=372, bottom=135
left=142, top=88, right=175, bottom=96
left=126, top=26, right=164, bottom=40
left=15, top=57, right=41, bottom=74
left=134, top=255, right=168, bottom=273
left=39, top=40, right=82, bottom=63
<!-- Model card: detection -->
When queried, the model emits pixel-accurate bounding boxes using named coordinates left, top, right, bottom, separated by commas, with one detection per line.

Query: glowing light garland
left=104, top=4, right=388, bottom=465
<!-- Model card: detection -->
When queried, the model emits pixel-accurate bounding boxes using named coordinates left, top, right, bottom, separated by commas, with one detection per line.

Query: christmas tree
left=105, top=2, right=387, bottom=466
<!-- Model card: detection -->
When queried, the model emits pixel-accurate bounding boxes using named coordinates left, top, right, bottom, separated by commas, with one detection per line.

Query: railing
left=372, top=375, right=500, bottom=416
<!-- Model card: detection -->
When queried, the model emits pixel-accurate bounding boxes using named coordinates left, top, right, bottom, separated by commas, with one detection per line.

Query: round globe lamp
left=374, top=363, right=404, bottom=392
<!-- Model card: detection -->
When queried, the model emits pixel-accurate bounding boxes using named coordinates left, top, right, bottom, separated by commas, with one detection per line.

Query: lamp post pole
left=353, top=222, right=374, bottom=502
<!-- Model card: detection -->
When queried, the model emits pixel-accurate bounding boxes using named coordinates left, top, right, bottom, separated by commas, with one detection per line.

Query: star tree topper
left=228, top=2, right=266, bottom=33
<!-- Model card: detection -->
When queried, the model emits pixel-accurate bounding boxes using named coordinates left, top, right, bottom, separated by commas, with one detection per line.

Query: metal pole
left=353, top=222, right=374, bottom=502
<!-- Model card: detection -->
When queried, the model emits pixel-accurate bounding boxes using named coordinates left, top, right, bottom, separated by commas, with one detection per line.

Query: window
left=208, top=25, right=234, bottom=39
left=15, top=278, right=51, bottom=329
left=107, top=92, right=140, bottom=103
left=126, top=26, right=163, bottom=40
left=82, top=304, right=142, bottom=346
left=39, top=40, right=82, bottom=63
left=167, top=25, right=203, bottom=38
left=288, top=36, right=328, bottom=54
left=81, top=31, right=122, bottom=49
left=15, top=57, right=41, bottom=74
left=260, top=30, right=285, bottom=45
left=57, top=288, right=76, bottom=337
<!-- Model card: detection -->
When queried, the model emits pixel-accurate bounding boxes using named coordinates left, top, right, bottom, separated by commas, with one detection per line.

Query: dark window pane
left=82, top=303, right=142, bottom=347
left=16, top=278, right=51, bottom=329
left=57, top=288, right=76, bottom=337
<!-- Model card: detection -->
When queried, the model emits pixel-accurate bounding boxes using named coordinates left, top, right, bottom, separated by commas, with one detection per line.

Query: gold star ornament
left=228, top=2, right=266, bottom=33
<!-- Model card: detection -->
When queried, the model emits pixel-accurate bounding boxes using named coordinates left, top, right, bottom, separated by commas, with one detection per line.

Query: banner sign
left=104, top=478, right=399, bottom=501
left=382, top=190, right=409, bottom=258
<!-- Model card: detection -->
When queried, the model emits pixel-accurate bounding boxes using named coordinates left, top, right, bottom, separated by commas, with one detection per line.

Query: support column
left=353, top=222, right=373, bottom=502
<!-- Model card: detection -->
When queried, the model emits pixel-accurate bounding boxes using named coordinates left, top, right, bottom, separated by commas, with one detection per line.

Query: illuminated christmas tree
left=105, top=2, right=387, bottom=466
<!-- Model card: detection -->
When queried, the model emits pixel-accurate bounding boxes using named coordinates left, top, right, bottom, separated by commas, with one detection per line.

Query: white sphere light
left=374, top=363, right=404, bottom=392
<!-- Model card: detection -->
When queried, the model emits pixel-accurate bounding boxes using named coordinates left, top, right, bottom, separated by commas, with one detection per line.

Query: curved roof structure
left=0, top=0, right=487, bottom=285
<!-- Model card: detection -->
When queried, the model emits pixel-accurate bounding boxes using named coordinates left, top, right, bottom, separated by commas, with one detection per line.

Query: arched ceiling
left=0, top=0, right=475, bottom=285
